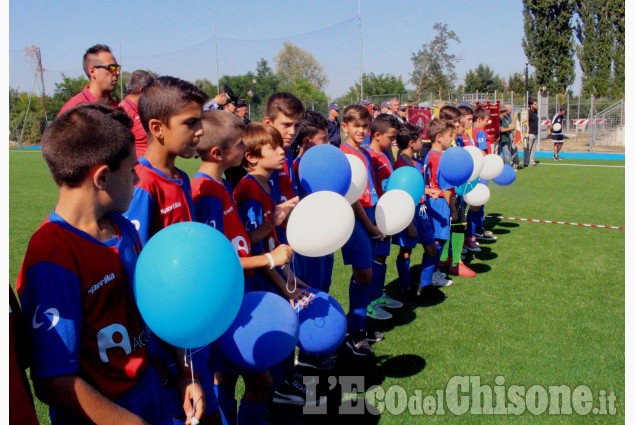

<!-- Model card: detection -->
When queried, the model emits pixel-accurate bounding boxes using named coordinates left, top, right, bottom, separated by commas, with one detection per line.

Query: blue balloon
left=134, top=222, right=244, bottom=349
left=217, top=291, right=299, bottom=369
left=439, top=147, right=474, bottom=187
left=299, top=144, right=352, bottom=196
left=455, top=177, right=480, bottom=196
left=492, top=165, right=516, bottom=186
left=297, top=290, right=347, bottom=354
left=386, top=166, right=425, bottom=205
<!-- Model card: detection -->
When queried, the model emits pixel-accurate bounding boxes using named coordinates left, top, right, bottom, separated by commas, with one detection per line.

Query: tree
left=252, top=58, right=281, bottom=105
left=274, top=41, right=328, bottom=91
left=507, top=72, right=539, bottom=95
left=48, top=74, right=89, bottom=116
left=522, top=0, right=576, bottom=95
left=194, top=78, right=218, bottom=99
left=335, top=73, right=407, bottom=105
left=410, top=23, right=460, bottom=101
left=608, top=0, right=624, bottom=97
left=462, top=65, right=504, bottom=94
left=574, top=0, right=614, bottom=96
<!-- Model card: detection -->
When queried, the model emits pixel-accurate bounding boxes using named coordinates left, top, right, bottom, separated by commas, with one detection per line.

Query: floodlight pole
left=358, top=0, right=363, bottom=101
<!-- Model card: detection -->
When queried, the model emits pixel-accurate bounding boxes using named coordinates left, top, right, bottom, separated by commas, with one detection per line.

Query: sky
left=8, top=0, right=587, bottom=100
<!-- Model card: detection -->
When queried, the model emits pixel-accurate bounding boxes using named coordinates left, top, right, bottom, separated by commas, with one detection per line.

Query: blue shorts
left=115, top=366, right=173, bottom=425
left=392, top=203, right=436, bottom=247
left=294, top=253, right=328, bottom=292
left=341, top=207, right=377, bottom=270
left=376, top=239, right=391, bottom=257
left=426, top=197, right=451, bottom=241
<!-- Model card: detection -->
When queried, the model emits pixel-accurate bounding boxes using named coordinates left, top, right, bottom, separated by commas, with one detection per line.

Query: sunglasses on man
left=93, top=64, right=121, bottom=73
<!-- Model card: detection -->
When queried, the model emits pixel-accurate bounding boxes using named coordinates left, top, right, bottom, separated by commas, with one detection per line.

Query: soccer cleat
left=366, top=329, right=385, bottom=342
left=464, top=238, right=481, bottom=252
left=416, top=285, right=447, bottom=300
left=345, top=333, right=374, bottom=356
left=438, top=257, right=453, bottom=268
left=273, top=374, right=308, bottom=406
left=475, top=230, right=497, bottom=241
left=431, top=271, right=453, bottom=287
left=374, top=293, right=403, bottom=309
left=366, top=303, right=392, bottom=320
left=449, top=261, right=476, bottom=277
left=296, top=353, right=337, bottom=370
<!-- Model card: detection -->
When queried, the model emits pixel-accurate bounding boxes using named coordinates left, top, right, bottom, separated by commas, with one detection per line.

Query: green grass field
left=9, top=151, right=625, bottom=424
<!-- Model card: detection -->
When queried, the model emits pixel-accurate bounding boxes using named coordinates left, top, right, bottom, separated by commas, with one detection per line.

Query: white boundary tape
left=486, top=215, right=624, bottom=230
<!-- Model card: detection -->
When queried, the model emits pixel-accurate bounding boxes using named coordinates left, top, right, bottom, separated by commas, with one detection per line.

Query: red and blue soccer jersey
left=340, top=143, right=378, bottom=208
left=125, top=157, right=195, bottom=246
left=473, top=127, right=491, bottom=154
left=367, top=148, right=393, bottom=198
left=457, top=131, right=474, bottom=148
left=424, top=150, right=454, bottom=193
left=119, top=96, right=148, bottom=159
left=17, top=211, right=148, bottom=401
left=191, top=173, right=252, bottom=262
left=234, top=174, right=279, bottom=254
left=59, top=86, right=118, bottom=115
left=270, top=149, right=298, bottom=203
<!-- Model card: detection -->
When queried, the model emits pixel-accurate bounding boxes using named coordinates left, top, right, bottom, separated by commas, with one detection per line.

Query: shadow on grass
left=471, top=246, right=498, bottom=262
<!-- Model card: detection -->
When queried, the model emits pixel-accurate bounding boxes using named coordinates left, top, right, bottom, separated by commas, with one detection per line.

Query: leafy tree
left=462, top=64, right=504, bottom=93
left=608, top=0, right=624, bottom=97
left=48, top=74, right=89, bottom=116
left=252, top=58, right=281, bottom=105
left=9, top=89, right=47, bottom=145
left=194, top=78, right=218, bottom=99
left=410, top=23, right=460, bottom=101
left=507, top=72, right=539, bottom=95
left=334, top=72, right=407, bottom=105
left=522, top=0, right=576, bottom=95
left=274, top=41, right=328, bottom=91
left=280, top=78, right=328, bottom=109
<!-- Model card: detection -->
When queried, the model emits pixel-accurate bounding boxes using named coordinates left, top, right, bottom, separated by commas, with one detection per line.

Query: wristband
left=265, top=253, right=275, bottom=269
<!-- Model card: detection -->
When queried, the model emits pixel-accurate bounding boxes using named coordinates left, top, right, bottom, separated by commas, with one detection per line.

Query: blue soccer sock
left=466, top=209, right=478, bottom=238
left=419, top=250, right=437, bottom=289
left=215, top=384, right=237, bottom=425
left=348, top=277, right=369, bottom=333
left=433, top=240, right=445, bottom=273
left=396, top=258, right=411, bottom=291
left=370, top=260, right=387, bottom=301
left=477, top=206, right=485, bottom=234
left=323, top=253, right=334, bottom=294
left=237, top=399, right=268, bottom=425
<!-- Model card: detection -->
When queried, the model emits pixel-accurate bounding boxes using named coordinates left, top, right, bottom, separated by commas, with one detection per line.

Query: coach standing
left=327, top=103, right=341, bottom=147
left=524, top=99, right=539, bottom=167
left=59, top=44, right=120, bottom=114
left=119, top=70, right=155, bottom=159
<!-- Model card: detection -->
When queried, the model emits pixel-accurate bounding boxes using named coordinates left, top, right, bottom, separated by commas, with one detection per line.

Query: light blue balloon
left=492, top=165, right=516, bottom=186
left=217, top=291, right=299, bottom=369
left=299, top=144, right=352, bottom=196
left=455, top=177, right=480, bottom=196
left=386, top=166, right=425, bottom=204
left=134, top=222, right=244, bottom=349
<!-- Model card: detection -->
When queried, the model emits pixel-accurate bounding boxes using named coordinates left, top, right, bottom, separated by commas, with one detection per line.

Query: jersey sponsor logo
left=130, top=219, right=141, bottom=231
left=223, top=206, right=234, bottom=216
left=160, top=202, right=182, bottom=215
left=88, top=273, right=116, bottom=295
left=97, top=323, right=132, bottom=363
left=207, top=219, right=217, bottom=229
left=32, top=305, right=60, bottom=331
left=231, top=236, right=250, bottom=255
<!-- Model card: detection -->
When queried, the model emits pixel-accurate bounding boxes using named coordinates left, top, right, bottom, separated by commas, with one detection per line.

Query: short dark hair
left=439, top=105, right=461, bottom=125
left=42, top=103, right=134, bottom=187
left=82, top=44, right=112, bottom=77
left=197, top=110, right=246, bottom=161
left=296, top=111, right=329, bottom=144
left=473, top=107, right=489, bottom=122
left=426, top=118, right=453, bottom=143
left=396, top=123, right=422, bottom=150
left=342, top=104, right=370, bottom=124
left=242, top=122, right=284, bottom=169
left=458, top=105, right=474, bottom=116
left=371, top=113, right=400, bottom=140
left=529, top=98, right=537, bottom=106
left=138, top=76, right=209, bottom=134
left=126, top=70, right=156, bottom=95
left=265, top=92, right=305, bottom=122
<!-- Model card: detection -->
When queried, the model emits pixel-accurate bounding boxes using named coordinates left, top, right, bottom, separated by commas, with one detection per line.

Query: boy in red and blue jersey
left=263, top=93, right=305, bottom=245
left=123, top=77, right=217, bottom=424
left=392, top=124, right=440, bottom=299
left=233, top=122, right=314, bottom=407
left=365, top=114, right=404, bottom=319
left=17, top=103, right=173, bottom=425
left=192, top=111, right=295, bottom=425
left=339, top=105, right=384, bottom=356
left=422, top=119, right=459, bottom=299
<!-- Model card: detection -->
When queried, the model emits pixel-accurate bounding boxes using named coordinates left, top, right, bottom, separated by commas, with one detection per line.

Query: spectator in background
left=224, top=101, right=237, bottom=114
left=524, top=98, right=539, bottom=167
left=389, top=97, right=404, bottom=123
left=119, top=70, right=155, bottom=159
left=380, top=101, right=390, bottom=114
left=398, top=104, right=408, bottom=123
left=549, top=107, right=566, bottom=161
left=327, top=103, right=341, bottom=147
left=59, top=44, right=120, bottom=114
left=203, top=83, right=238, bottom=111
left=499, top=103, right=518, bottom=169
left=371, top=104, right=380, bottom=119
left=234, top=99, right=251, bottom=125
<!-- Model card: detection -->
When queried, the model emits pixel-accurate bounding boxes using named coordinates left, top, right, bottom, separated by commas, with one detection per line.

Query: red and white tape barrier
left=485, top=215, right=624, bottom=230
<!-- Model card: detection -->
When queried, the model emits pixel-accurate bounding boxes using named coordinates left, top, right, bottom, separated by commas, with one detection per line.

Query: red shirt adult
left=120, top=96, right=148, bottom=159
left=59, top=86, right=118, bottom=115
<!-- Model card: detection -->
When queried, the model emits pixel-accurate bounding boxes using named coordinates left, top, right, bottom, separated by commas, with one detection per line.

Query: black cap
left=234, top=99, right=248, bottom=108
left=222, top=84, right=238, bottom=102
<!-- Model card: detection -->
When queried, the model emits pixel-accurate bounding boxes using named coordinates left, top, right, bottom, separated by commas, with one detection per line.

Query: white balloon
left=464, top=146, right=484, bottom=182
left=464, top=183, right=490, bottom=206
left=287, top=191, right=355, bottom=257
left=375, top=189, right=416, bottom=236
left=552, top=123, right=561, bottom=132
left=480, top=154, right=504, bottom=180
left=344, top=154, right=368, bottom=204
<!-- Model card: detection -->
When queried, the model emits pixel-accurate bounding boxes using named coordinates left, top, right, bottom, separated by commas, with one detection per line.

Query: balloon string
left=185, top=348, right=199, bottom=425
left=286, top=253, right=297, bottom=294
